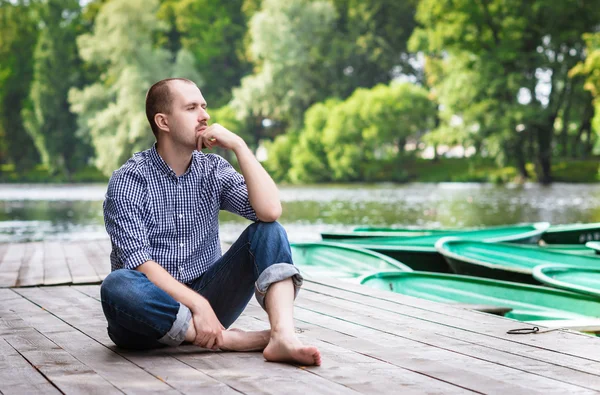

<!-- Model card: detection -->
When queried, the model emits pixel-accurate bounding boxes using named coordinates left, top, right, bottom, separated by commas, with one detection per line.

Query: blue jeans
left=100, top=222, right=303, bottom=350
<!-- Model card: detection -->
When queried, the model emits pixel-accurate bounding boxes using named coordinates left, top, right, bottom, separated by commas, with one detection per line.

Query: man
left=100, top=77, right=321, bottom=366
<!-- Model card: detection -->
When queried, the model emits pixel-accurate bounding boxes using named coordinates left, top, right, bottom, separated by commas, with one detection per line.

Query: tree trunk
left=560, top=82, right=574, bottom=158
left=536, top=124, right=553, bottom=185
left=572, top=102, right=593, bottom=158
left=515, top=134, right=529, bottom=179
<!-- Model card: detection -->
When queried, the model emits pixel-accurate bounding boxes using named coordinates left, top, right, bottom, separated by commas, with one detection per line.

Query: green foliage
left=157, top=0, right=251, bottom=108
left=22, top=0, right=90, bottom=178
left=0, top=0, right=40, bottom=169
left=410, top=0, right=600, bottom=183
left=263, top=131, right=299, bottom=182
left=323, top=82, right=435, bottom=182
left=281, top=82, right=436, bottom=183
left=288, top=99, right=339, bottom=183
left=231, top=0, right=337, bottom=127
left=69, top=0, right=201, bottom=176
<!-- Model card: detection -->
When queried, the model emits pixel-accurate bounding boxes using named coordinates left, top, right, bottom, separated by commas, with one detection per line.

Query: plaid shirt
left=103, top=144, right=258, bottom=283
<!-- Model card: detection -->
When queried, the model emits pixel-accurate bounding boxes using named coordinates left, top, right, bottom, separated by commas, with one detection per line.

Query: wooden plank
left=63, top=243, right=101, bottom=284
left=11, top=287, right=187, bottom=394
left=0, top=303, right=121, bottom=394
left=304, top=279, right=600, bottom=362
left=16, top=242, right=44, bottom=287
left=77, top=240, right=111, bottom=279
left=291, top=288, right=600, bottom=391
left=15, top=287, right=282, bottom=394
left=43, top=242, right=71, bottom=285
left=0, top=243, right=25, bottom=287
left=34, top=285, right=456, bottom=395
left=28, top=286, right=363, bottom=395
left=97, top=239, right=112, bottom=256
left=231, top=313, right=474, bottom=394
left=0, top=337, right=60, bottom=395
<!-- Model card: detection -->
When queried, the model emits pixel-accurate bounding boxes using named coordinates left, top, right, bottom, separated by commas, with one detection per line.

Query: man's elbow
left=257, top=204, right=282, bottom=222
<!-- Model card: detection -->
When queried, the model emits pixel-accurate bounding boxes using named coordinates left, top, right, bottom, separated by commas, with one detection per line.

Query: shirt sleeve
left=103, top=174, right=153, bottom=270
left=216, top=156, right=259, bottom=222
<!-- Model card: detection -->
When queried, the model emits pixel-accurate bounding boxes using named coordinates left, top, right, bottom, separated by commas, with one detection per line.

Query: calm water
left=0, top=182, right=598, bottom=244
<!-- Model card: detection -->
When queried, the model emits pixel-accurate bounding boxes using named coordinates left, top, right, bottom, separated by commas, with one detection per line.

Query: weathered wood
left=0, top=337, right=60, bottom=395
left=0, top=301, right=120, bottom=394
left=76, top=240, right=110, bottom=279
left=16, top=242, right=44, bottom=287
left=241, top=300, right=600, bottom=394
left=17, top=286, right=359, bottom=395
left=294, top=285, right=600, bottom=391
left=63, top=242, right=102, bottom=284
left=0, top=243, right=25, bottom=287
left=8, top=291, right=182, bottom=394
left=42, top=242, right=71, bottom=285
left=232, top=313, right=473, bottom=394
left=304, top=280, right=600, bottom=363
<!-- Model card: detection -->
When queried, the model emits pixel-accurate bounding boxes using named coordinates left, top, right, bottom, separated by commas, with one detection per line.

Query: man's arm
left=198, top=123, right=282, bottom=222
left=136, top=260, right=224, bottom=350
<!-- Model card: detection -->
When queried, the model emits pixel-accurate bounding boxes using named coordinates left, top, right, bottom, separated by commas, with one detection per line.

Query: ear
left=154, top=113, right=169, bottom=132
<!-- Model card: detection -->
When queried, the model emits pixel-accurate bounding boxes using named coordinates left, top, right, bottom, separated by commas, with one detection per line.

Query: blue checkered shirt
left=103, top=144, right=258, bottom=283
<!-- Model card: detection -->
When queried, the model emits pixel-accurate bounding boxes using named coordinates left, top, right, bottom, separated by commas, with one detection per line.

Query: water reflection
left=0, top=182, right=599, bottom=243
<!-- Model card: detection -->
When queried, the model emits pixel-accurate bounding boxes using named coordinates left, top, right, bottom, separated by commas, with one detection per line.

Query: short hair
left=145, top=78, right=197, bottom=137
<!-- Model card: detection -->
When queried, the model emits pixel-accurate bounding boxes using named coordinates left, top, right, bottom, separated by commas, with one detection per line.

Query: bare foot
left=220, top=328, right=270, bottom=352
left=263, top=334, right=321, bottom=366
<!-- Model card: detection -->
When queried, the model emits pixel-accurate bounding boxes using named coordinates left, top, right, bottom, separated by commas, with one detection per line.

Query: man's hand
left=191, top=299, right=225, bottom=350
left=196, top=123, right=245, bottom=152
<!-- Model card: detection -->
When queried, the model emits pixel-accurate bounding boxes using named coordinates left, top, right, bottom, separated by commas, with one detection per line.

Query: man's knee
left=101, top=269, right=146, bottom=308
left=249, top=221, right=287, bottom=239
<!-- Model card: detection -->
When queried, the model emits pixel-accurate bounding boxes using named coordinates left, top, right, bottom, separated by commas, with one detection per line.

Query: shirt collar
left=149, top=144, right=202, bottom=179
left=149, top=144, right=177, bottom=178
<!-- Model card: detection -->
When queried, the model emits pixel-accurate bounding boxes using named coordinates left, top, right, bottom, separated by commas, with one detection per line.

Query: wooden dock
left=1, top=240, right=600, bottom=394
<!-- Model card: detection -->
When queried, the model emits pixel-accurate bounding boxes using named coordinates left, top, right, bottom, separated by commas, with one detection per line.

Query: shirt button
left=179, top=243, right=184, bottom=247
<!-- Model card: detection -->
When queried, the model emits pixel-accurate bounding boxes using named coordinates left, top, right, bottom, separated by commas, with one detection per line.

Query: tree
left=230, top=0, right=337, bottom=129
left=410, top=0, right=600, bottom=183
left=571, top=32, right=600, bottom=155
left=322, top=82, right=435, bottom=181
left=69, top=0, right=200, bottom=176
left=157, top=0, right=251, bottom=108
left=0, top=0, right=40, bottom=170
left=22, top=0, right=89, bottom=178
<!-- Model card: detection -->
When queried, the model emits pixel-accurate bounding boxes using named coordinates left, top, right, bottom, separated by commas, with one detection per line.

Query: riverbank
left=1, top=158, right=598, bottom=184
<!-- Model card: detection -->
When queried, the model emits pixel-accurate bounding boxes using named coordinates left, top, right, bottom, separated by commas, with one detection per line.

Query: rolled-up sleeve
left=104, top=174, right=152, bottom=270
left=216, top=157, right=258, bottom=222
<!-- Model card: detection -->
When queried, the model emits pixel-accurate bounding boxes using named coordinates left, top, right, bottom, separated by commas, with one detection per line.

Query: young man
left=100, top=78, right=321, bottom=366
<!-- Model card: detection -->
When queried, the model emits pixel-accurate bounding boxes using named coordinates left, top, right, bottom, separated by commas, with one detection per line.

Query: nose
left=199, top=108, right=210, bottom=122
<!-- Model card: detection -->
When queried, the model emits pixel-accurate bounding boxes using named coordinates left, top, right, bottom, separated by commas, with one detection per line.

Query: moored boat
left=360, top=271, right=600, bottom=322
left=436, top=238, right=600, bottom=284
left=533, top=264, right=600, bottom=298
left=290, top=241, right=411, bottom=282
left=542, top=223, right=600, bottom=244
left=327, top=223, right=550, bottom=273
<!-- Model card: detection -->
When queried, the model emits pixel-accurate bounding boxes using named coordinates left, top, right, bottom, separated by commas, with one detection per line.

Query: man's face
left=166, top=81, right=210, bottom=149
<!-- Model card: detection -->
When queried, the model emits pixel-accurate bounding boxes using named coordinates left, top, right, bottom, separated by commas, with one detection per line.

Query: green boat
left=586, top=241, right=600, bottom=254
left=538, top=244, right=598, bottom=255
left=361, top=271, right=600, bottom=322
left=533, top=265, right=600, bottom=298
left=436, top=238, right=600, bottom=284
left=542, top=223, right=600, bottom=244
left=329, top=223, right=550, bottom=273
left=321, top=229, right=437, bottom=240
left=290, top=242, right=411, bottom=282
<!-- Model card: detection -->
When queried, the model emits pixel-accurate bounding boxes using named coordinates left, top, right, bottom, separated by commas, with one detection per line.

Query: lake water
left=0, top=182, right=598, bottom=244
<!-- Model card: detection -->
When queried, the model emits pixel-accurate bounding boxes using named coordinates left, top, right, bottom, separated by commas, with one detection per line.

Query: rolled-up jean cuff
left=255, top=263, right=304, bottom=309
left=158, top=303, right=191, bottom=346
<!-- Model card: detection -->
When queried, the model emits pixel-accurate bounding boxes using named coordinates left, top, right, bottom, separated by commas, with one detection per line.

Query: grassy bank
left=1, top=158, right=598, bottom=184
left=411, top=158, right=600, bottom=183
